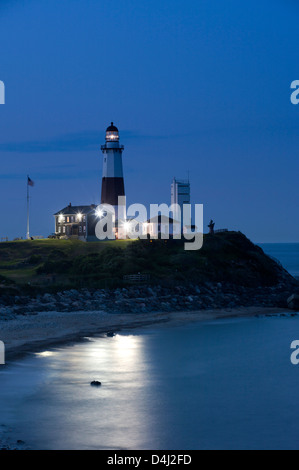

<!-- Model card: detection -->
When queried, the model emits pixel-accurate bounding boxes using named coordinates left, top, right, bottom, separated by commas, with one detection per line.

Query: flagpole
left=27, top=176, right=30, bottom=240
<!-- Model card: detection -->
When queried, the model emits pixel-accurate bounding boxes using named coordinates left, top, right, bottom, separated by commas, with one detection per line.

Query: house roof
left=54, top=204, right=97, bottom=216
left=146, top=215, right=181, bottom=224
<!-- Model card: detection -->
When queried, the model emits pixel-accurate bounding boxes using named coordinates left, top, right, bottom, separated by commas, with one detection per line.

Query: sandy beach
left=0, top=306, right=288, bottom=361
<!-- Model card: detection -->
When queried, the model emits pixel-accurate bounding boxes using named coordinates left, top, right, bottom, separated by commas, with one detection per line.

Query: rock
left=147, top=287, right=156, bottom=296
left=69, top=289, right=79, bottom=295
left=15, top=307, right=28, bottom=315
left=72, top=301, right=82, bottom=309
left=90, top=381, right=102, bottom=387
left=287, top=294, right=299, bottom=310
left=43, top=293, right=54, bottom=302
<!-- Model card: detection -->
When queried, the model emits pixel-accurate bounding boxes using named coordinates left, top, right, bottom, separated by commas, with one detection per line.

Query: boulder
left=287, top=294, right=299, bottom=311
left=90, top=381, right=102, bottom=387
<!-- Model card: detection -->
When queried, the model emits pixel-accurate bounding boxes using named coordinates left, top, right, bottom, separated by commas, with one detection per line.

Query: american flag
left=27, top=176, right=34, bottom=187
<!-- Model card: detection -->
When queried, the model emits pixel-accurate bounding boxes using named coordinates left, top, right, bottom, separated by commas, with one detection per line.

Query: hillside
left=0, top=232, right=296, bottom=293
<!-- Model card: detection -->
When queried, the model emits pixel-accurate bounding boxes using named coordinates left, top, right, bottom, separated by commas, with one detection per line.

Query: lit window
left=63, top=226, right=66, bottom=233
left=67, top=217, right=70, bottom=223
left=58, top=227, right=61, bottom=233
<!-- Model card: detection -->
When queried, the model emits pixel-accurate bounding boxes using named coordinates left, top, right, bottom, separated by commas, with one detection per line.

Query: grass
left=0, top=239, right=135, bottom=286
left=0, top=232, right=289, bottom=292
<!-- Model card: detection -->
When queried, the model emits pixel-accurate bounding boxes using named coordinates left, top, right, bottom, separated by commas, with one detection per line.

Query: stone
left=72, top=301, right=81, bottom=309
left=287, top=294, right=299, bottom=310
left=90, top=381, right=102, bottom=387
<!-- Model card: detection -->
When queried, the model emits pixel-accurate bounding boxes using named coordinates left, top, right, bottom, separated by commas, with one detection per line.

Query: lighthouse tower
left=101, top=122, right=125, bottom=208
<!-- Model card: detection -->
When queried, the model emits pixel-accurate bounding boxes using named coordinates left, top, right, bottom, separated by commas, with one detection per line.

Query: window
left=58, top=227, right=61, bottom=233
left=63, top=226, right=66, bottom=234
left=83, top=216, right=86, bottom=222
left=83, top=226, right=86, bottom=233
left=67, top=217, right=70, bottom=223
left=79, top=226, right=82, bottom=233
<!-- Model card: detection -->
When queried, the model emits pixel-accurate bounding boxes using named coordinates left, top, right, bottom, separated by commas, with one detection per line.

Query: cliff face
left=194, top=232, right=295, bottom=288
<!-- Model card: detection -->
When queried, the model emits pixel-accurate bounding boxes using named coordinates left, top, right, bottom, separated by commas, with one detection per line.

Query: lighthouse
left=101, top=122, right=125, bottom=209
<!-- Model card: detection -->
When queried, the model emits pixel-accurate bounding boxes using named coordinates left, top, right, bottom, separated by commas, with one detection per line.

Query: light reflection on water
left=1, top=334, right=152, bottom=450
left=1, top=317, right=299, bottom=450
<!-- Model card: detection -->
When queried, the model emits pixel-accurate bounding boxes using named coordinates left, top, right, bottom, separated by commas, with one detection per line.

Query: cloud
left=0, top=168, right=99, bottom=181
left=0, top=130, right=172, bottom=153
left=0, top=131, right=101, bottom=153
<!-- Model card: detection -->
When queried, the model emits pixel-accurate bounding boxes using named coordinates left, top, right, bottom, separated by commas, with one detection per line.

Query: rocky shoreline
left=0, top=280, right=298, bottom=321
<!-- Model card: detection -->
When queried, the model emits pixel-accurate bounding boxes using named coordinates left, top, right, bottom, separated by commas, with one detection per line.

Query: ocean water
left=0, top=243, right=298, bottom=450
left=1, top=316, right=299, bottom=450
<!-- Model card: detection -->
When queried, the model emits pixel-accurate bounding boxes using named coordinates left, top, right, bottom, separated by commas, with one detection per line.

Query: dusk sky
left=0, top=0, right=298, bottom=242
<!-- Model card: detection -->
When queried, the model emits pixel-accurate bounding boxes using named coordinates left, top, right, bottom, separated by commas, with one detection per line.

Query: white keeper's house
left=54, top=203, right=100, bottom=242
